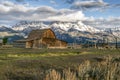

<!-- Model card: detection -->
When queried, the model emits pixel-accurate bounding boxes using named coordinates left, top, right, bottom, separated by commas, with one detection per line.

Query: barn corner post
left=25, top=41, right=29, bottom=48
left=25, top=40, right=33, bottom=48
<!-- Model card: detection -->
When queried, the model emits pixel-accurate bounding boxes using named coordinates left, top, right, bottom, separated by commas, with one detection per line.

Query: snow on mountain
left=104, top=27, right=120, bottom=38
left=0, top=26, right=25, bottom=43
left=0, top=26, right=16, bottom=33
left=1, top=21, right=120, bottom=43
left=11, top=21, right=103, bottom=43
left=48, top=21, right=101, bottom=42
left=50, top=21, right=100, bottom=33
left=74, top=21, right=100, bottom=32
left=12, top=21, right=49, bottom=31
left=12, top=21, right=100, bottom=33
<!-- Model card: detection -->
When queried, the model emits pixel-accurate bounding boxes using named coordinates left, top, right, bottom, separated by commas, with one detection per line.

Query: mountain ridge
left=0, top=21, right=120, bottom=43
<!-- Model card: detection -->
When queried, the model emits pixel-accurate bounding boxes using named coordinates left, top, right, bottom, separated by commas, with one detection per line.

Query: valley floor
left=0, top=48, right=120, bottom=80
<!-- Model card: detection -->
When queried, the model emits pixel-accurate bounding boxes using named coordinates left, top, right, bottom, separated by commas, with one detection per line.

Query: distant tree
left=2, top=37, right=8, bottom=45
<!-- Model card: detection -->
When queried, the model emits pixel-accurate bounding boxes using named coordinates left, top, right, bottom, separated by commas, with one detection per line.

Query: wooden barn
left=14, top=29, right=67, bottom=48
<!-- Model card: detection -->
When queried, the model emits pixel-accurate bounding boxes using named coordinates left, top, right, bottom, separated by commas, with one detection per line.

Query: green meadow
left=0, top=48, right=120, bottom=80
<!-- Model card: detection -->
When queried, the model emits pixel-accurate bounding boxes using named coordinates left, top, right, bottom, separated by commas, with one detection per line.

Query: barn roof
left=27, top=28, right=55, bottom=40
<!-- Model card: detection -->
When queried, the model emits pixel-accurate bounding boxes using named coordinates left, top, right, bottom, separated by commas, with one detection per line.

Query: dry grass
left=44, top=56, right=120, bottom=80
left=0, top=48, right=120, bottom=80
left=1, top=56, right=120, bottom=80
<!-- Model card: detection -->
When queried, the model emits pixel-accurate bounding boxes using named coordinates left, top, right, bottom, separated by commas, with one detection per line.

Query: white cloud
left=0, top=1, right=57, bottom=21
left=0, top=1, right=86, bottom=23
left=0, top=1, right=30, bottom=13
left=2, top=1, right=14, bottom=7
left=15, top=0, right=25, bottom=2
left=50, top=0, right=58, bottom=6
left=64, top=0, right=75, bottom=4
left=71, top=0, right=109, bottom=10
left=83, top=17, right=120, bottom=28
left=46, top=11, right=86, bottom=21
left=50, top=0, right=56, bottom=4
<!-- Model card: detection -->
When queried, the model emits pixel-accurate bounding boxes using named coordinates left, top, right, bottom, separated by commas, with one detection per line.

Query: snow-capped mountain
left=104, top=27, right=120, bottom=37
left=0, top=25, right=25, bottom=43
left=0, top=26, right=16, bottom=33
left=50, top=21, right=100, bottom=33
left=12, top=21, right=100, bottom=33
left=12, top=21, right=49, bottom=31
left=11, top=21, right=111, bottom=43
left=0, top=21, right=120, bottom=43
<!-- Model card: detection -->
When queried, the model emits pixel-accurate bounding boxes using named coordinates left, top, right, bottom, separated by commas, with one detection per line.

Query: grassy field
left=0, top=48, right=120, bottom=80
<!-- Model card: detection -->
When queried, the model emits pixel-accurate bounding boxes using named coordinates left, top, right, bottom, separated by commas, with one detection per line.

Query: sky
left=0, top=0, right=120, bottom=28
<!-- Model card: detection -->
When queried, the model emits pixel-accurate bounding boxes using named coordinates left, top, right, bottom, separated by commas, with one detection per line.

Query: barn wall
left=26, top=41, right=33, bottom=48
left=42, top=38, right=56, bottom=47
left=32, top=39, right=39, bottom=48
left=55, top=40, right=67, bottom=47
left=42, top=38, right=67, bottom=48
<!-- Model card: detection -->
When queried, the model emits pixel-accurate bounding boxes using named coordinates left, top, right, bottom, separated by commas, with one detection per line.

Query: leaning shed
left=25, top=29, right=67, bottom=48
left=13, top=39, right=26, bottom=48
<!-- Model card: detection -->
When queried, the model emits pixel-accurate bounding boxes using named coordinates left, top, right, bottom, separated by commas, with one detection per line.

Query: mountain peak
left=12, top=21, right=100, bottom=33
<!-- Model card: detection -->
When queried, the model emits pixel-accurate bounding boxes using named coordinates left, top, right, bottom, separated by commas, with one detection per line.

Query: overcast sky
left=0, top=0, right=120, bottom=28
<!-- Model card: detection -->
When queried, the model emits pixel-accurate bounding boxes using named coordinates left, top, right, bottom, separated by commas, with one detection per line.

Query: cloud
left=2, top=1, right=14, bottom=7
left=46, top=11, right=86, bottom=21
left=0, top=1, right=86, bottom=24
left=15, top=0, right=25, bottom=2
left=112, top=4, right=120, bottom=8
left=0, top=0, right=120, bottom=29
left=71, top=0, right=109, bottom=10
left=50, top=0, right=58, bottom=6
left=0, top=1, right=56, bottom=23
left=64, top=0, right=75, bottom=4
left=83, top=17, right=120, bottom=28
left=50, top=0, right=56, bottom=4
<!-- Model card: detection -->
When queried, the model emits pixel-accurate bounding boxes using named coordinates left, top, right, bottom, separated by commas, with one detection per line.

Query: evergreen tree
left=2, top=37, right=8, bottom=45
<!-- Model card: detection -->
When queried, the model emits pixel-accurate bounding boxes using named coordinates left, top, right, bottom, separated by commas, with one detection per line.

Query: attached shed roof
left=14, top=38, right=29, bottom=42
